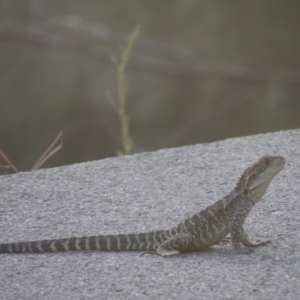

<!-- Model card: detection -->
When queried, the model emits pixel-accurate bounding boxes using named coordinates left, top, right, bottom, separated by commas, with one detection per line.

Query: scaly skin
left=0, top=155, right=285, bottom=256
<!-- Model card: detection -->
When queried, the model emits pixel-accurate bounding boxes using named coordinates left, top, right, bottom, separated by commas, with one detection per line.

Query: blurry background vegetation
left=0, top=0, right=299, bottom=173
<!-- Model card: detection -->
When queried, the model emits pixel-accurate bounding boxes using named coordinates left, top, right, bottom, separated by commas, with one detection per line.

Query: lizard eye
left=264, top=158, right=270, bottom=166
left=243, top=188, right=248, bottom=196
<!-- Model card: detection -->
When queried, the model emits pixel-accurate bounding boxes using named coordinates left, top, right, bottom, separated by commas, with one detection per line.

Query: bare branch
left=0, top=149, right=18, bottom=173
left=31, top=131, right=63, bottom=171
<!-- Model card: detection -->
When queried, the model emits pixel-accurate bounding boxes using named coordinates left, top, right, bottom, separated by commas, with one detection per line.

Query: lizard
left=0, top=155, right=285, bottom=256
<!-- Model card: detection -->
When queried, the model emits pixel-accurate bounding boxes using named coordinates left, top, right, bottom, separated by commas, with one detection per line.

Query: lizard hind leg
left=155, top=233, right=194, bottom=257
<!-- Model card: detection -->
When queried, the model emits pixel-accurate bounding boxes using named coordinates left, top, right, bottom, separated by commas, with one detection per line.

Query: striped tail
left=0, top=231, right=167, bottom=254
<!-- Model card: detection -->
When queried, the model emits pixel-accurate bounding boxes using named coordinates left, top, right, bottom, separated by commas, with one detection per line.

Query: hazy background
left=1, top=0, right=299, bottom=173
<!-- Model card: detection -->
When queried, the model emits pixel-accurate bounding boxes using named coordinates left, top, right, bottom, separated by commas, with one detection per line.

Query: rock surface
left=0, top=129, right=299, bottom=300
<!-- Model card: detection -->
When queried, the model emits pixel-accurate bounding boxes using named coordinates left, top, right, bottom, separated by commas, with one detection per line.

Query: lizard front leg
left=231, top=207, right=254, bottom=254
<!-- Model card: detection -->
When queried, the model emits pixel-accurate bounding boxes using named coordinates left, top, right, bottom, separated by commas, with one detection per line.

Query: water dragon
left=0, top=155, right=285, bottom=256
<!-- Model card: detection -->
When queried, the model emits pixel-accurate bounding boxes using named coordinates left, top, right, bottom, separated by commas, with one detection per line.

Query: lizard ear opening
left=243, top=188, right=248, bottom=196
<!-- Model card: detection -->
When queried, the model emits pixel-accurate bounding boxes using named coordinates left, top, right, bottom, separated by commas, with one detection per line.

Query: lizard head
left=237, top=155, right=285, bottom=204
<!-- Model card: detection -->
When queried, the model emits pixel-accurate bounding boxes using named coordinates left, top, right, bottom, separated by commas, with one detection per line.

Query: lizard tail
left=0, top=230, right=166, bottom=254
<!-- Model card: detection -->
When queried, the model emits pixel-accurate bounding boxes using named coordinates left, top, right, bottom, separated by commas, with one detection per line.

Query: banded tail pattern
left=0, top=231, right=166, bottom=254
left=0, top=156, right=285, bottom=256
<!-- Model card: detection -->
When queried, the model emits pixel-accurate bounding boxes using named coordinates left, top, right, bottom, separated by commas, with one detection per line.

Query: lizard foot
left=253, top=240, right=272, bottom=247
left=156, top=247, right=180, bottom=257
left=140, top=251, right=158, bottom=257
left=245, top=240, right=272, bottom=248
left=140, top=248, right=179, bottom=257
